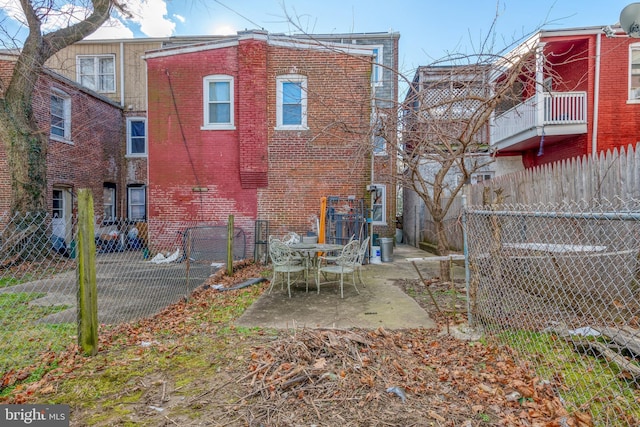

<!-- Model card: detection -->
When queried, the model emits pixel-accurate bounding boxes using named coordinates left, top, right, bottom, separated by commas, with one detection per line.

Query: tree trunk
left=434, top=218, right=452, bottom=281
left=0, top=105, right=48, bottom=214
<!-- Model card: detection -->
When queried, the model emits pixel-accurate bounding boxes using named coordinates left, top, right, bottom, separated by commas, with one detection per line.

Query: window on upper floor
left=371, top=45, right=383, bottom=87
left=276, top=74, right=308, bottom=130
left=202, top=75, right=234, bottom=130
left=127, top=117, right=146, bottom=156
left=371, top=184, right=387, bottom=225
left=629, top=45, right=640, bottom=101
left=128, top=185, right=146, bottom=220
left=50, top=89, right=71, bottom=142
left=77, top=55, right=115, bottom=93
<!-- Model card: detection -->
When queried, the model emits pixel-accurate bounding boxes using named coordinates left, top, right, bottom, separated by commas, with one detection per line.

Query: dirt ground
left=5, top=262, right=592, bottom=426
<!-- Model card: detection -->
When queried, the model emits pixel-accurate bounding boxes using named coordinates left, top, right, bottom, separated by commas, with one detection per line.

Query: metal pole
left=461, top=194, right=473, bottom=326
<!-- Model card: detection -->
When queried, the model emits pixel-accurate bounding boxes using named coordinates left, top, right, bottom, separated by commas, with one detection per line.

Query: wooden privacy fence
left=466, top=142, right=640, bottom=206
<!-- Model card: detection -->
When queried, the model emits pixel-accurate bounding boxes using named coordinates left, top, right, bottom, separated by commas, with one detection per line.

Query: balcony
left=491, top=91, right=588, bottom=152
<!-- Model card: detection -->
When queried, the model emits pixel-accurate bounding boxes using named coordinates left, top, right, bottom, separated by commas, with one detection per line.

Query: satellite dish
left=620, top=3, right=640, bottom=37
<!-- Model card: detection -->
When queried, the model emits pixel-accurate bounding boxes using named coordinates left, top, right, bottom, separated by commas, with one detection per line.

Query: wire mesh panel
left=464, top=199, right=640, bottom=425
left=0, top=214, right=249, bottom=388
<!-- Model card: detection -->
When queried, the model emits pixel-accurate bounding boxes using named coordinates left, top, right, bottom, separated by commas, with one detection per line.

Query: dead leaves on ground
left=214, top=327, right=591, bottom=426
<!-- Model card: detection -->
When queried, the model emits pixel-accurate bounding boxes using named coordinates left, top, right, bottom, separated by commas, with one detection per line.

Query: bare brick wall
left=146, top=36, right=385, bottom=249
left=0, top=58, right=124, bottom=218
left=262, top=44, right=374, bottom=235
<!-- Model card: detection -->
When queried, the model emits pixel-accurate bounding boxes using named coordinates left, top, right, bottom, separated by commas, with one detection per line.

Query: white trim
left=276, top=74, right=308, bottom=130
left=143, top=40, right=239, bottom=60
left=50, top=88, right=72, bottom=144
left=629, top=43, right=640, bottom=101
left=370, top=44, right=384, bottom=87
left=127, top=186, right=146, bottom=220
left=371, top=184, right=387, bottom=226
left=76, top=54, right=116, bottom=93
left=202, top=74, right=235, bottom=130
left=126, top=117, right=147, bottom=157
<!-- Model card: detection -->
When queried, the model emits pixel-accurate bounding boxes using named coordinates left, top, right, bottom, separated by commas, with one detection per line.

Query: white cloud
left=85, top=17, right=134, bottom=40
left=0, top=0, right=176, bottom=39
left=173, top=14, right=185, bottom=24
left=123, top=0, right=175, bottom=37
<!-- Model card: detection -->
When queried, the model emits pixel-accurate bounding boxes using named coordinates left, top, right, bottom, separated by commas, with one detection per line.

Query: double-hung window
left=371, top=45, right=383, bottom=87
left=371, top=184, right=387, bottom=225
left=127, top=118, right=146, bottom=156
left=128, top=186, right=146, bottom=220
left=77, top=55, right=115, bottom=93
left=630, top=45, right=640, bottom=101
left=103, top=184, right=116, bottom=221
left=202, top=75, right=234, bottom=130
left=50, top=89, right=71, bottom=142
left=276, top=75, right=307, bottom=130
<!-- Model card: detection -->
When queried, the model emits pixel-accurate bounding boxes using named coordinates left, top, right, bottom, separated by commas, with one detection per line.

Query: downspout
left=120, top=42, right=125, bottom=107
left=592, top=33, right=602, bottom=158
left=369, top=84, right=376, bottom=262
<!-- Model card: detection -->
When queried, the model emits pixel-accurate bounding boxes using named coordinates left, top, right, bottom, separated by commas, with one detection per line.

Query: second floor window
left=77, top=55, right=115, bottom=93
left=203, top=75, right=234, bottom=129
left=50, top=90, right=71, bottom=142
left=276, top=75, right=307, bottom=129
left=127, top=118, right=146, bottom=156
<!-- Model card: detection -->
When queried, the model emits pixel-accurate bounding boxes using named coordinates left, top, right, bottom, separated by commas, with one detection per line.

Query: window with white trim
left=103, top=183, right=116, bottom=220
left=371, top=184, right=387, bottom=225
left=77, top=55, right=115, bottom=93
left=50, top=89, right=71, bottom=142
left=202, top=75, right=234, bottom=129
left=276, top=74, right=307, bottom=130
left=630, top=45, right=640, bottom=100
left=127, top=117, right=146, bottom=156
left=371, top=45, right=383, bottom=86
left=373, top=112, right=387, bottom=155
left=127, top=186, right=146, bottom=220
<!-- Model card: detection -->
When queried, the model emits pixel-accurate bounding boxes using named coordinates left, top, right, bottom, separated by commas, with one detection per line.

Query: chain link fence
left=0, top=212, right=247, bottom=385
left=464, top=198, right=640, bottom=425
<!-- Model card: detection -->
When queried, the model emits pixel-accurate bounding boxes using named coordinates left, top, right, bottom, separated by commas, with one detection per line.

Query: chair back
left=269, top=239, right=294, bottom=266
left=337, top=239, right=360, bottom=267
left=282, top=231, right=301, bottom=245
left=357, top=236, right=370, bottom=265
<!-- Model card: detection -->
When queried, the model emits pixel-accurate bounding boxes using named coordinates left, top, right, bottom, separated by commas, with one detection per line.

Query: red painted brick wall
left=147, top=37, right=374, bottom=247
left=521, top=34, right=640, bottom=167
left=0, top=59, right=123, bottom=218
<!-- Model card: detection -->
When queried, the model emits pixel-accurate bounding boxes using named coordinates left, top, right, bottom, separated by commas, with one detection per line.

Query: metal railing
left=491, top=91, right=587, bottom=143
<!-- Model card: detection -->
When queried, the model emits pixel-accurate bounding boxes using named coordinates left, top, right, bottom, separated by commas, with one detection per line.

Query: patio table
left=289, top=243, right=344, bottom=277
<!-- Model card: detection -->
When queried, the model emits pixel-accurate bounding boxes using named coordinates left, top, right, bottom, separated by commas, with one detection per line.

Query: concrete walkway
left=235, top=244, right=442, bottom=330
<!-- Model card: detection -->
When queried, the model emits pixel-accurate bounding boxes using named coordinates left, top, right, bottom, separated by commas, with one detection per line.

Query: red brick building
left=491, top=26, right=640, bottom=169
left=144, top=31, right=392, bottom=248
left=0, top=54, right=123, bottom=243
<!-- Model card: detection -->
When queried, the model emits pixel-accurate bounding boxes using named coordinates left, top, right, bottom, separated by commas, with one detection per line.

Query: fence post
left=227, top=215, right=234, bottom=276
left=76, top=189, right=98, bottom=356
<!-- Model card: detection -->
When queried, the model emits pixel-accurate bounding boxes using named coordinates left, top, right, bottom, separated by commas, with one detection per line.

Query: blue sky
left=0, top=0, right=634, bottom=76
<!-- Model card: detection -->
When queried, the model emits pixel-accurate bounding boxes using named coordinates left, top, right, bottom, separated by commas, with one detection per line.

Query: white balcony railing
left=491, top=91, right=587, bottom=144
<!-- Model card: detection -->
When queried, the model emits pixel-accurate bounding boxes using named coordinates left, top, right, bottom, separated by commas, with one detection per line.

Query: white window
left=127, top=118, right=146, bottom=156
left=103, top=184, right=116, bottom=220
left=77, top=55, right=115, bottom=93
left=276, top=74, right=308, bottom=130
left=371, top=184, right=387, bottom=225
left=373, top=112, right=387, bottom=155
left=50, top=89, right=71, bottom=142
left=128, top=186, right=146, bottom=220
left=202, top=75, right=234, bottom=130
left=371, top=45, right=383, bottom=87
left=630, top=45, right=640, bottom=100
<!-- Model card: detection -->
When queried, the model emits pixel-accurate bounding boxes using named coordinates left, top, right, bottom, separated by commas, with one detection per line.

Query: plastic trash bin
left=380, top=237, right=394, bottom=262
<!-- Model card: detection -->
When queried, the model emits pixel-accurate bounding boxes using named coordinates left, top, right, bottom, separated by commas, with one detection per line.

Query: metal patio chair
left=268, top=239, right=308, bottom=298
left=316, top=239, right=360, bottom=298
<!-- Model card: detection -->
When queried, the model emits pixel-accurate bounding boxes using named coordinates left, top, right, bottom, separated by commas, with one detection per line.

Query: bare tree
left=0, top=0, right=120, bottom=215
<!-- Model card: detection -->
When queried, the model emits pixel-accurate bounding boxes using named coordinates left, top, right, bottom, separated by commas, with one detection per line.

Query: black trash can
left=379, top=237, right=394, bottom=262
